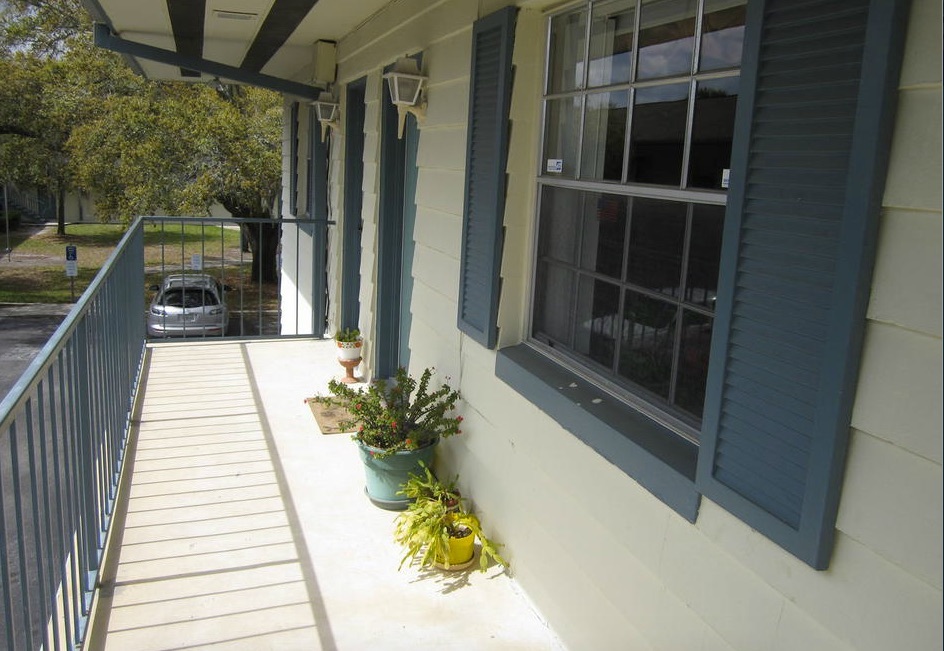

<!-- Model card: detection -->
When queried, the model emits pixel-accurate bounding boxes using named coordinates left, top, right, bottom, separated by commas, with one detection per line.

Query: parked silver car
left=147, top=274, right=229, bottom=338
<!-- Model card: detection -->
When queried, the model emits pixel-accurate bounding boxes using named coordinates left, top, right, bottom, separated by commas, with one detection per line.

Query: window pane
left=675, top=310, right=713, bottom=419
left=588, top=0, right=636, bottom=87
left=618, top=292, right=677, bottom=399
left=581, top=192, right=628, bottom=279
left=637, top=0, right=697, bottom=80
left=538, top=185, right=582, bottom=264
left=626, top=198, right=686, bottom=297
left=575, top=276, right=621, bottom=368
left=581, top=91, right=628, bottom=182
left=548, top=10, right=587, bottom=93
left=533, top=261, right=576, bottom=346
left=543, top=97, right=581, bottom=179
left=628, top=83, right=689, bottom=185
left=699, top=0, right=747, bottom=72
left=685, top=203, right=724, bottom=308
left=688, top=76, right=739, bottom=189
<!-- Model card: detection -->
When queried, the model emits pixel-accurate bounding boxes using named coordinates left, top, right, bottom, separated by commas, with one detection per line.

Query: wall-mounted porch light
left=383, top=57, right=427, bottom=139
left=312, top=91, right=340, bottom=142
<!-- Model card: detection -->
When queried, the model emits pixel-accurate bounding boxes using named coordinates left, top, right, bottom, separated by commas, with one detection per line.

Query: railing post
left=71, top=320, right=98, bottom=623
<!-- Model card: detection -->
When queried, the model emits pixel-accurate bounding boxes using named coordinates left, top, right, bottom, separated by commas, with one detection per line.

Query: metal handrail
left=0, top=218, right=146, bottom=650
left=0, top=213, right=327, bottom=648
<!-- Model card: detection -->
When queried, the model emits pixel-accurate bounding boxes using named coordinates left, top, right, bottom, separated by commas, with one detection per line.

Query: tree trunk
left=219, top=195, right=280, bottom=285
left=56, top=185, right=65, bottom=235
left=245, top=221, right=281, bottom=284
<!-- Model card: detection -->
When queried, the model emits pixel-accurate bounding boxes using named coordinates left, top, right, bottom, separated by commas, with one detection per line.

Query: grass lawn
left=0, top=221, right=247, bottom=304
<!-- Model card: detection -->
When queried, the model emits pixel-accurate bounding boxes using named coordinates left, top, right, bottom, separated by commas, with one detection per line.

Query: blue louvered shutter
left=457, top=6, right=517, bottom=348
left=697, top=0, right=910, bottom=569
left=289, top=101, right=299, bottom=216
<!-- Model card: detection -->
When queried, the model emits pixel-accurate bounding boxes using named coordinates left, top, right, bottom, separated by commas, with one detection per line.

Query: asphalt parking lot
left=0, top=303, right=73, bottom=401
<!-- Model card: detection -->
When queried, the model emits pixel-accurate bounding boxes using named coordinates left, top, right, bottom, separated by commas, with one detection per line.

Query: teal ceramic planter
left=357, top=440, right=437, bottom=510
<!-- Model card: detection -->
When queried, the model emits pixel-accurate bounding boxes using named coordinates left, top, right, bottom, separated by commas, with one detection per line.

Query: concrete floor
left=86, top=338, right=563, bottom=651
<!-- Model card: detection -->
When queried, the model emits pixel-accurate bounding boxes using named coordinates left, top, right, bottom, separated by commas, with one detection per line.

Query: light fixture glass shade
left=383, top=57, right=427, bottom=107
left=313, top=92, right=339, bottom=123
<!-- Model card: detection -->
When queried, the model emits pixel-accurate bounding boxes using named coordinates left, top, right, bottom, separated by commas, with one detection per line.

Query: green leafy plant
left=334, top=327, right=361, bottom=343
left=394, top=462, right=507, bottom=572
left=316, top=367, right=462, bottom=458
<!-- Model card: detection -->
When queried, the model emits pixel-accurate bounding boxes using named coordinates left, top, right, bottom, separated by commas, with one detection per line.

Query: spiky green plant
left=334, top=327, right=361, bottom=342
left=315, top=367, right=462, bottom=458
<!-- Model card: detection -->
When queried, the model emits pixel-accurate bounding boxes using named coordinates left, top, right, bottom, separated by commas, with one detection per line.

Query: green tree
left=69, top=82, right=282, bottom=281
left=0, top=0, right=283, bottom=281
left=0, top=0, right=106, bottom=234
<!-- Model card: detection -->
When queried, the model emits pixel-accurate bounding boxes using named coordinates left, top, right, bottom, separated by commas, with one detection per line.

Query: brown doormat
left=305, top=398, right=354, bottom=435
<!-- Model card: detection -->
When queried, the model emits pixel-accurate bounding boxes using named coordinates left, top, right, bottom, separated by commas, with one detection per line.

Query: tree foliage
left=1, top=0, right=283, bottom=281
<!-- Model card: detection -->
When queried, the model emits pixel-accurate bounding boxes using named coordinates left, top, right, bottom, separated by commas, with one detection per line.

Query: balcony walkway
left=84, top=338, right=562, bottom=651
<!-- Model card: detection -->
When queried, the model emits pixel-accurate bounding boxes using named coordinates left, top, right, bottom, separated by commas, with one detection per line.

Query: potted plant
left=394, top=462, right=507, bottom=572
left=315, top=367, right=462, bottom=509
left=334, top=327, right=363, bottom=383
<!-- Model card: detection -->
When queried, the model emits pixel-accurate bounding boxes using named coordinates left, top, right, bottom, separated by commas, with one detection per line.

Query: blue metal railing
left=0, top=213, right=326, bottom=648
left=0, top=219, right=146, bottom=650
left=142, top=215, right=329, bottom=339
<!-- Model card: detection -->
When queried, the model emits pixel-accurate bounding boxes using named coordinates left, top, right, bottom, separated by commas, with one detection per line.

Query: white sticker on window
left=546, top=159, right=564, bottom=174
left=721, top=168, right=731, bottom=189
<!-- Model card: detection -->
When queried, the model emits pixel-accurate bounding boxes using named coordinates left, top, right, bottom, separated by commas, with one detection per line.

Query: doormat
left=305, top=398, right=353, bottom=435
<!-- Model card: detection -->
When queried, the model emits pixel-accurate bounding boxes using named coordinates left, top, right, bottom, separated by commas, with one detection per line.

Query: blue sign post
left=65, top=244, right=78, bottom=301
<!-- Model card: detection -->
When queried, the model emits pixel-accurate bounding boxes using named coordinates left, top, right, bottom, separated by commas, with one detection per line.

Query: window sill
left=495, top=344, right=700, bottom=522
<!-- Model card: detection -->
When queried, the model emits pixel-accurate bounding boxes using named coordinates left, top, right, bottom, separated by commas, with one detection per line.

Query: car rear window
left=160, top=288, right=219, bottom=308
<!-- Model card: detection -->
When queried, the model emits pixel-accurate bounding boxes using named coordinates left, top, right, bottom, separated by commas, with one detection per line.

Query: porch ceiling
left=82, top=0, right=387, bottom=90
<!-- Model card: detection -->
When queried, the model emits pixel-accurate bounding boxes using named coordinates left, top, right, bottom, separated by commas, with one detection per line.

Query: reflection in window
left=588, top=0, right=636, bottom=87
left=699, top=0, right=747, bottom=72
left=533, top=187, right=723, bottom=422
left=626, top=198, right=686, bottom=297
left=688, top=76, right=739, bottom=189
left=629, top=83, right=689, bottom=185
left=637, top=0, right=697, bottom=80
left=548, top=10, right=587, bottom=93
left=618, top=292, right=677, bottom=399
left=675, top=310, right=713, bottom=417
left=581, top=193, right=628, bottom=279
left=575, top=277, right=621, bottom=368
left=581, top=91, right=628, bottom=182
left=533, top=261, right=576, bottom=346
left=686, top=204, right=724, bottom=308
left=538, top=185, right=583, bottom=265
left=543, top=97, right=582, bottom=178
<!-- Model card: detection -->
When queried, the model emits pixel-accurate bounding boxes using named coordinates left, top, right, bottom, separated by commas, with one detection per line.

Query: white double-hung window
left=532, top=0, right=746, bottom=438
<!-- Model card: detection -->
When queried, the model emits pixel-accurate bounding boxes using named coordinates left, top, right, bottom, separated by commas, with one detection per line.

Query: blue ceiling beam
left=93, top=23, right=321, bottom=100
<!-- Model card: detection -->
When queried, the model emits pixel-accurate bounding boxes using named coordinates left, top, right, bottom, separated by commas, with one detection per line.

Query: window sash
left=531, top=0, right=742, bottom=436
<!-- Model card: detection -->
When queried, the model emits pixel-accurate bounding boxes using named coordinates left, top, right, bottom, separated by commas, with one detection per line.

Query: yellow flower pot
left=435, top=530, right=475, bottom=570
